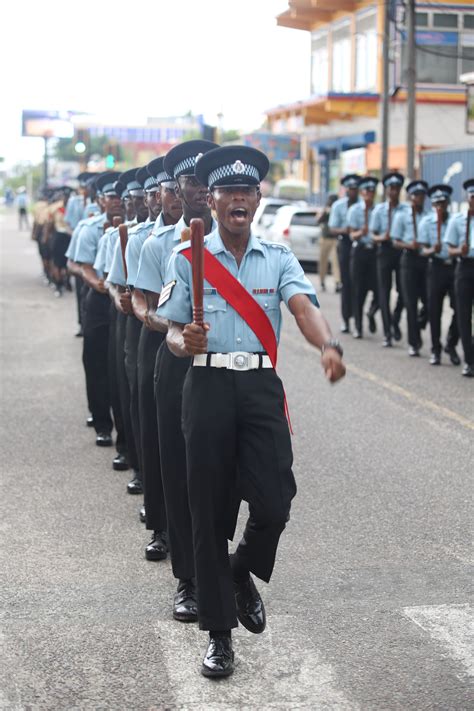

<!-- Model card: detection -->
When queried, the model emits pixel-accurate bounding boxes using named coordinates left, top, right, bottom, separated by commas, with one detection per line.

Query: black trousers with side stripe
left=427, top=260, right=458, bottom=356
left=454, top=259, right=474, bottom=366
left=116, top=312, right=139, bottom=472
left=124, top=313, right=143, bottom=480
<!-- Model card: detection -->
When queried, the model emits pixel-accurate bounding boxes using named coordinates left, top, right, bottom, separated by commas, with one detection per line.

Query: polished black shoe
left=86, top=415, right=94, bottom=428
left=391, top=322, right=402, bottom=341
left=367, top=312, right=377, bottom=334
left=429, top=352, right=441, bottom=366
left=444, top=345, right=461, bottom=366
left=139, top=505, right=146, bottom=523
left=462, top=364, right=474, bottom=377
left=340, top=321, right=350, bottom=334
left=201, top=634, right=234, bottom=678
left=145, top=530, right=167, bottom=560
left=75, top=327, right=84, bottom=338
left=127, top=475, right=143, bottom=495
left=353, top=330, right=362, bottom=339
left=408, top=346, right=420, bottom=357
left=234, top=574, right=266, bottom=634
left=173, top=579, right=198, bottom=622
left=382, top=337, right=392, bottom=348
left=96, top=432, right=113, bottom=447
left=112, top=453, right=129, bottom=471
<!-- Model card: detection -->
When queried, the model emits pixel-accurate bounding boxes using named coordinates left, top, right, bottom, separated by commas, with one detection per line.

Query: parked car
left=252, top=198, right=291, bottom=240
left=267, top=205, right=322, bottom=270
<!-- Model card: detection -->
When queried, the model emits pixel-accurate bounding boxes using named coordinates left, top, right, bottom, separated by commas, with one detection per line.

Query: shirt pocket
left=245, top=293, right=280, bottom=347
left=203, top=293, right=227, bottom=335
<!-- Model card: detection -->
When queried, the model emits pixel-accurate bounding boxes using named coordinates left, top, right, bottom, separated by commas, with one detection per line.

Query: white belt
left=193, top=352, right=273, bottom=371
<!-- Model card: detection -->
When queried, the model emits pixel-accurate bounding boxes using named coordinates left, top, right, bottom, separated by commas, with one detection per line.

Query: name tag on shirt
left=252, top=288, right=276, bottom=295
left=158, top=280, right=176, bottom=307
left=203, top=288, right=217, bottom=295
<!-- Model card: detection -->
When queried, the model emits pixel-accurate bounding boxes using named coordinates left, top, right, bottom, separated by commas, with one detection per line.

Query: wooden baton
left=190, top=218, right=205, bottom=327
left=118, top=223, right=129, bottom=282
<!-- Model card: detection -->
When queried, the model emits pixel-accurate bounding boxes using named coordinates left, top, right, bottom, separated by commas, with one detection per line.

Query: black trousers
left=116, top=312, right=139, bottom=472
left=350, top=244, right=378, bottom=334
left=82, top=290, right=113, bottom=434
left=182, top=366, right=296, bottom=631
left=75, top=276, right=83, bottom=326
left=427, top=260, right=458, bottom=356
left=154, top=342, right=194, bottom=579
left=124, top=314, right=143, bottom=480
left=337, top=234, right=352, bottom=324
left=454, top=259, right=474, bottom=366
left=108, top=305, right=126, bottom=455
left=377, top=243, right=403, bottom=339
left=400, top=251, right=428, bottom=349
left=137, top=325, right=167, bottom=532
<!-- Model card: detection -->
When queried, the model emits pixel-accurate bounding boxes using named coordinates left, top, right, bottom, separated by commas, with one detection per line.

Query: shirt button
left=207, top=304, right=213, bottom=310
left=236, top=337, right=242, bottom=344
left=264, top=302, right=268, bottom=309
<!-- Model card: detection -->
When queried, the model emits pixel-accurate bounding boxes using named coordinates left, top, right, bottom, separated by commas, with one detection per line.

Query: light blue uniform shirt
left=125, top=218, right=160, bottom=288
left=107, top=235, right=127, bottom=287
left=328, top=196, right=363, bottom=231
left=66, top=213, right=103, bottom=261
left=369, top=201, right=405, bottom=236
left=158, top=229, right=319, bottom=353
left=417, top=212, right=451, bottom=260
left=444, top=212, right=474, bottom=258
left=93, top=232, right=111, bottom=278
left=135, top=216, right=217, bottom=294
left=347, top=202, right=375, bottom=246
left=65, top=194, right=84, bottom=230
left=82, top=199, right=100, bottom=219
left=74, top=213, right=107, bottom=264
left=104, top=219, right=137, bottom=280
left=390, top=203, right=431, bottom=245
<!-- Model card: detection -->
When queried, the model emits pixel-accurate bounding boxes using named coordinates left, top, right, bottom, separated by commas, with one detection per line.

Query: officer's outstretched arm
left=289, top=294, right=346, bottom=383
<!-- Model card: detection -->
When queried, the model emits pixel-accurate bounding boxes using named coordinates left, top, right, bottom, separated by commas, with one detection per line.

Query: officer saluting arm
left=159, top=146, right=345, bottom=679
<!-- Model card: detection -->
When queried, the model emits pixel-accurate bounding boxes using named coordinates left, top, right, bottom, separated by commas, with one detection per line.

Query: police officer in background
left=391, top=180, right=430, bottom=357
left=159, top=145, right=345, bottom=678
left=348, top=176, right=379, bottom=338
left=444, top=178, right=474, bottom=377
left=417, top=184, right=460, bottom=367
left=370, top=172, right=405, bottom=347
left=328, top=174, right=361, bottom=333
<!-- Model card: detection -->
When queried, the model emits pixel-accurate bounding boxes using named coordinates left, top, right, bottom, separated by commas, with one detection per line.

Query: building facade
left=267, top=0, right=474, bottom=199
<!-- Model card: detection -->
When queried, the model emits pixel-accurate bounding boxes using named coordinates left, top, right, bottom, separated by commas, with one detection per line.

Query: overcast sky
left=1, top=0, right=310, bottom=168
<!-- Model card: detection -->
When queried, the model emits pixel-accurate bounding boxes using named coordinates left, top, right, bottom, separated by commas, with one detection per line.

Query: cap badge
left=195, top=153, right=203, bottom=163
left=233, top=160, right=245, bottom=174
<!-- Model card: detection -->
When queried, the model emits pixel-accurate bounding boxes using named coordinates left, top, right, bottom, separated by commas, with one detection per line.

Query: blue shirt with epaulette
left=65, top=213, right=104, bottom=260
left=81, top=199, right=100, bottom=220
left=104, top=219, right=137, bottom=282
left=73, top=212, right=108, bottom=264
left=157, top=228, right=319, bottom=353
left=328, top=196, right=363, bottom=231
left=125, top=216, right=163, bottom=288
left=417, top=212, right=451, bottom=260
left=347, top=202, right=375, bottom=246
left=390, top=202, right=431, bottom=245
left=65, top=194, right=84, bottom=230
left=369, top=201, right=405, bottom=236
left=444, top=212, right=474, bottom=258
left=93, top=231, right=113, bottom=278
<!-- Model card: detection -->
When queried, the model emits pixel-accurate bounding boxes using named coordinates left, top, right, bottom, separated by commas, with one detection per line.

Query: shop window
left=464, top=14, right=474, bottom=29
left=311, top=31, right=329, bottom=95
left=415, top=13, right=428, bottom=27
left=433, top=13, right=458, bottom=29
left=332, top=22, right=351, bottom=93
left=355, top=10, right=377, bottom=91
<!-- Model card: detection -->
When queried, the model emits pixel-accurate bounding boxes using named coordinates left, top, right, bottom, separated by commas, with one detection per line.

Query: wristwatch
left=321, top=339, right=343, bottom=357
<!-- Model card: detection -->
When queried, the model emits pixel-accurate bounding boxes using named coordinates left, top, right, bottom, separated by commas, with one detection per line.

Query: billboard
left=22, top=110, right=75, bottom=138
left=241, top=132, right=301, bottom=161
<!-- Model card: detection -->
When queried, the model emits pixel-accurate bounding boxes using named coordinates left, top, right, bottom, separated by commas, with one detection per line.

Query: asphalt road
left=1, top=210, right=472, bottom=710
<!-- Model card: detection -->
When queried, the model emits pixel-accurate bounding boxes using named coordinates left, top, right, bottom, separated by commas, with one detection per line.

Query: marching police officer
left=370, top=172, right=405, bottom=347
left=444, top=178, right=474, bottom=377
left=417, top=184, right=460, bottom=366
left=348, top=176, right=379, bottom=339
left=158, top=145, right=345, bottom=678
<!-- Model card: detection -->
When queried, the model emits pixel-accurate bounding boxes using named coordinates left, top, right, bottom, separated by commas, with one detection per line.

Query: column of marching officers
left=326, top=172, right=474, bottom=376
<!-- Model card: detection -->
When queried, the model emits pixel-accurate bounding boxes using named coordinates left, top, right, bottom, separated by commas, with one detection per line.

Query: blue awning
left=311, top=131, right=376, bottom=155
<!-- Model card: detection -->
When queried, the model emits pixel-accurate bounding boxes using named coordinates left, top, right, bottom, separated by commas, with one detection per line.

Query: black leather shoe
left=382, top=337, right=392, bottom=348
left=86, top=416, right=94, bottom=428
left=96, top=432, right=113, bottom=447
left=462, top=364, right=474, bottom=377
left=408, top=346, right=420, bottom=357
left=444, top=345, right=461, bottom=366
left=392, top=322, right=402, bottom=341
left=75, top=327, right=84, bottom=338
left=201, top=635, right=234, bottom=678
left=429, top=353, right=441, bottom=365
left=173, top=579, right=198, bottom=622
left=113, top=453, right=129, bottom=471
left=367, top=312, right=377, bottom=334
left=234, top=574, right=266, bottom=634
left=139, top=505, right=146, bottom=523
left=127, top=475, right=143, bottom=495
left=145, top=530, right=167, bottom=560
left=353, top=330, right=362, bottom=339
left=340, top=321, right=350, bottom=334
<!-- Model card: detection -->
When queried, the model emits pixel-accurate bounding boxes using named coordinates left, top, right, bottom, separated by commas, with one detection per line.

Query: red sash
left=181, top=247, right=292, bottom=432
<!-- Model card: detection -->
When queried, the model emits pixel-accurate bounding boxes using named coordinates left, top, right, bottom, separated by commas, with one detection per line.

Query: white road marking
left=155, top=615, right=358, bottom=709
left=403, top=604, right=474, bottom=678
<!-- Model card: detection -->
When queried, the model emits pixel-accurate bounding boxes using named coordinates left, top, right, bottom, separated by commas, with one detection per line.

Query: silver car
left=267, top=205, right=322, bottom=269
left=251, top=198, right=290, bottom=240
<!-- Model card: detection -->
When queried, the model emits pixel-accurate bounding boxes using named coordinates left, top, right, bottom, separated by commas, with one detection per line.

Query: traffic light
left=104, top=142, right=120, bottom=168
left=74, top=128, right=90, bottom=155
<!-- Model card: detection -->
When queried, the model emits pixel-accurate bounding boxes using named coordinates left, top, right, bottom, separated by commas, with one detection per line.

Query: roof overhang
left=277, top=0, right=356, bottom=31
left=266, top=94, right=379, bottom=125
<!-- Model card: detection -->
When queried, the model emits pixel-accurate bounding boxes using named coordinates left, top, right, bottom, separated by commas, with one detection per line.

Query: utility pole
left=406, top=0, right=416, bottom=179
left=380, top=0, right=391, bottom=177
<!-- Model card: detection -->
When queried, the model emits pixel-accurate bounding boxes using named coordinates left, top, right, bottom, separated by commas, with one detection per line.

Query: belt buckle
left=232, top=352, right=249, bottom=370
